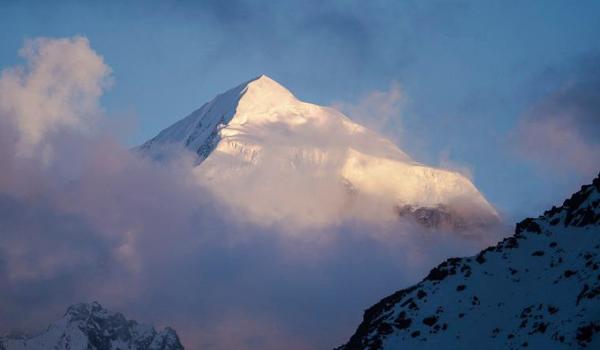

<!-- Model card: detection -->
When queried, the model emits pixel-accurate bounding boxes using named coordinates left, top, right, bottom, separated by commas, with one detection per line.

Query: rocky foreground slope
left=338, top=174, right=600, bottom=349
left=0, top=302, right=183, bottom=350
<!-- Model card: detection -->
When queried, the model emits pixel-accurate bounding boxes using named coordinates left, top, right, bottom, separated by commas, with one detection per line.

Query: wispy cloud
left=513, top=55, right=600, bottom=178
left=333, top=83, right=480, bottom=188
left=332, top=81, right=404, bottom=144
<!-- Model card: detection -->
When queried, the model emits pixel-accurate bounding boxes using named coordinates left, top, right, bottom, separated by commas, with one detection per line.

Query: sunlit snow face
left=142, top=75, right=498, bottom=233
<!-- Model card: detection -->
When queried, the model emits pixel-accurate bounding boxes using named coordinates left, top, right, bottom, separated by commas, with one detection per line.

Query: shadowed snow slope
left=137, top=75, right=498, bottom=230
left=0, top=302, right=183, bottom=350
left=338, top=173, right=600, bottom=350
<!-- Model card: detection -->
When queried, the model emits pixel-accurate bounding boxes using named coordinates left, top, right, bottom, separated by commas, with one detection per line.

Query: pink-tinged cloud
left=0, top=36, right=111, bottom=158
left=516, top=116, right=600, bottom=176
left=332, top=81, right=405, bottom=144
left=514, top=73, right=600, bottom=178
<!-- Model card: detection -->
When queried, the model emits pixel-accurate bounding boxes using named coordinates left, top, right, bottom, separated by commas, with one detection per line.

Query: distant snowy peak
left=338, top=174, right=600, bottom=349
left=137, top=75, right=498, bottom=228
left=0, top=302, right=184, bottom=350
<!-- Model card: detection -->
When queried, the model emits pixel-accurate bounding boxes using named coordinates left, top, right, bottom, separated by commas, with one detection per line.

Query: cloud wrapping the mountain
left=332, top=83, right=478, bottom=204
left=0, top=37, right=503, bottom=350
left=332, top=81, right=404, bottom=145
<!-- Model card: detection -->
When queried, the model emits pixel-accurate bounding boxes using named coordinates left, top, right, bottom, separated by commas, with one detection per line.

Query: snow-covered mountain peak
left=240, top=74, right=296, bottom=107
left=231, top=74, right=353, bottom=131
left=135, top=74, right=302, bottom=161
left=1, top=302, right=184, bottom=350
left=137, top=76, right=499, bottom=230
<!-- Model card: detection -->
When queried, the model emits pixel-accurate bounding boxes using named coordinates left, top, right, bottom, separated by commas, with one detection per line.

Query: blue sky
left=1, top=0, right=599, bottom=220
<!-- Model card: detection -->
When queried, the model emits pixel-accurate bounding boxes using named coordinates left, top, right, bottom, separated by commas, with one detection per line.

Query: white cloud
left=0, top=36, right=111, bottom=158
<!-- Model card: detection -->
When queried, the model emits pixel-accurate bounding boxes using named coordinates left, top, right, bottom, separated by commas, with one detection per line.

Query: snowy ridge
left=0, top=302, right=184, bottom=350
left=337, top=174, right=600, bottom=349
left=135, top=77, right=252, bottom=162
left=137, top=75, right=498, bottom=228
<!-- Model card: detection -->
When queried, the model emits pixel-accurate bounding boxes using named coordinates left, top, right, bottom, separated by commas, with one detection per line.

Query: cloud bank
left=0, top=37, right=505, bottom=349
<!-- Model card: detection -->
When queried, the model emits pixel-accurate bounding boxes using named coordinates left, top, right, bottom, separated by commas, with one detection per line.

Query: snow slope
left=0, top=302, right=184, bottom=350
left=137, top=75, right=498, bottom=229
left=337, top=174, right=600, bottom=349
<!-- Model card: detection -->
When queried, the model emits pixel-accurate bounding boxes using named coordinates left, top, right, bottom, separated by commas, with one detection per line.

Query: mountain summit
left=137, top=75, right=297, bottom=161
left=137, top=75, right=498, bottom=229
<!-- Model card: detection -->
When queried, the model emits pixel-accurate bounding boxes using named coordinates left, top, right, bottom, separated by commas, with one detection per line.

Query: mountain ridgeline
left=337, top=174, right=600, bottom=349
left=0, top=302, right=183, bottom=350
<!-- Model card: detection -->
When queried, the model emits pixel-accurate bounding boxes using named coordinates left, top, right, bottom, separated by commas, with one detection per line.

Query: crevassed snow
left=137, top=75, right=498, bottom=229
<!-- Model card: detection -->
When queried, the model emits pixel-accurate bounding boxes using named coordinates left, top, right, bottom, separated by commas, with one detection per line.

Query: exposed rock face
left=0, top=302, right=184, bottom=350
left=394, top=204, right=473, bottom=230
left=338, top=174, right=600, bottom=349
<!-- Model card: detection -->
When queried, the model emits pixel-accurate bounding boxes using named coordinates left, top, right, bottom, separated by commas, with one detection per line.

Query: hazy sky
left=0, top=2, right=599, bottom=349
left=1, top=0, right=599, bottom=219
